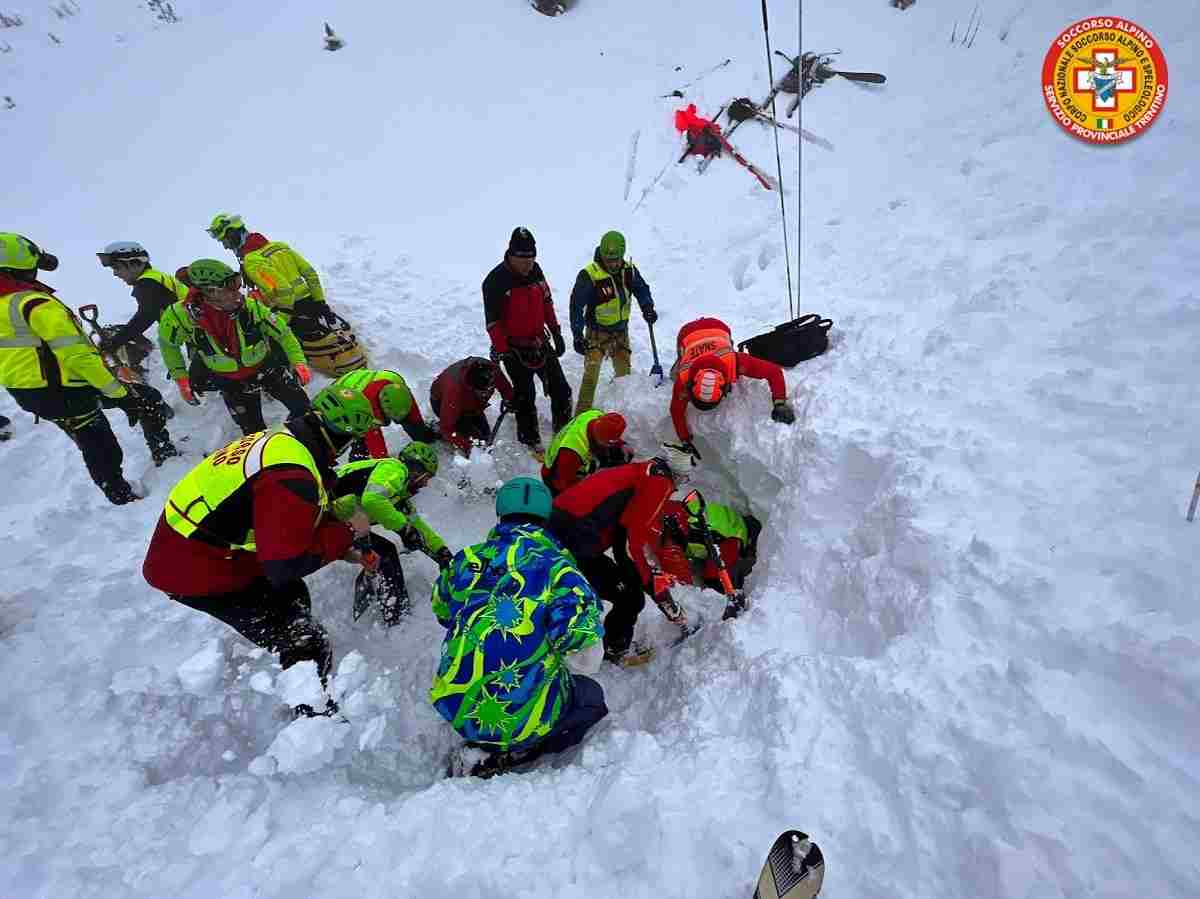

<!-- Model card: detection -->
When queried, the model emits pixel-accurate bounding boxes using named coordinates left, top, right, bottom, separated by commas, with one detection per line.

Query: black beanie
left=507, top=227, right=537, bottom=258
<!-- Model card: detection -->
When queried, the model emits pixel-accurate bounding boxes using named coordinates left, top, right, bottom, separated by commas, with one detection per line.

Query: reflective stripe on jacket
left=0, top=289, right=124, bottom=395
left=241, top=241, right=325, bottom=311
left=157, top=297, right=302, bottom=380
left=164, top=428, right=325, bottom=550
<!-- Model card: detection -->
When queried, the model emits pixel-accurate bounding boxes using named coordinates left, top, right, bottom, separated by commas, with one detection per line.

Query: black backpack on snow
left=737, top=314, right=833, bottom=368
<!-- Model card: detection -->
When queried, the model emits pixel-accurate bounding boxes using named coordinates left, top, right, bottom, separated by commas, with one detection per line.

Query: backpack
left=737, top=314, right=832, bottom=368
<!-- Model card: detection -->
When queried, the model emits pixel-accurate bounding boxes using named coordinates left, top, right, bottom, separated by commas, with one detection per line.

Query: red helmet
left=691, top=368, right=726, bottom=410
left=587, top=412, right=626, bottom=447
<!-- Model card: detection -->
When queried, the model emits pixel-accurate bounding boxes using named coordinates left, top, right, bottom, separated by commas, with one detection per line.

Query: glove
left=573, top=335, right=588, bottom=356
left=550, top=328, right=566, bottom=358
left=398, top=525, right=424, bottom=551
left=771, top=399, right=796, bottom=425
left=433, top=546, right=454, bottom=570
left=489, top=346, right=508, bottom=365
left=680, top=440, right=701, bottom=463
left=175, top=377, right=199, bottom=406
left=722, top=590, right=749, bottom=621
left=643, top=308, right=658, bottom=325
left=293, top=363, right=312, bottom=386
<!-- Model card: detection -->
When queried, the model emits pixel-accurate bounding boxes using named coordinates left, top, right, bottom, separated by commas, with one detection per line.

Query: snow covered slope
left=3, top=1, right=1199, bottom=897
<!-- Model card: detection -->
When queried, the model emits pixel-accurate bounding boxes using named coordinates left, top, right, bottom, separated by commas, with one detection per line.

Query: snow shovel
left=78, top=304, right=142, bottom=385
left=647, top=320, right=664, bottom=386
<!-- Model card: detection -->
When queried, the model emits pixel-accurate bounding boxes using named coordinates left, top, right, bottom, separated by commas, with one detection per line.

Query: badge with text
left=1042, top=16, right=1168, bottom=144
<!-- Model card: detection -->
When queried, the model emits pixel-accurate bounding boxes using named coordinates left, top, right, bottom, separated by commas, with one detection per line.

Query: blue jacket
left=429, top=520, right=604, bottom=751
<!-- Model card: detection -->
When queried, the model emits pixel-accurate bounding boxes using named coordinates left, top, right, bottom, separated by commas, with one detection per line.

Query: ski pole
left=1187, top=470, right=1200, bottom=522
left=488, top=403, right=511, bottom=446
left=647, top=321, right=664, bottom=386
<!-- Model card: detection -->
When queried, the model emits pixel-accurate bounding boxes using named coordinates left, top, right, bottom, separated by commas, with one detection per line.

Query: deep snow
left=3, top=1, right=1200, bottom=897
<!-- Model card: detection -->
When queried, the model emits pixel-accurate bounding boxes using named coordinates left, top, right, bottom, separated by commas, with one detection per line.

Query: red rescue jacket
left=482, top=258, right=560, bottom=353
left=430, top=358, right=514, bottom=454
left=548, top=461, right=675, bottom=587
left=142, top=466, right=353, bottom=597
left=669, top=317, right=787, bottom=441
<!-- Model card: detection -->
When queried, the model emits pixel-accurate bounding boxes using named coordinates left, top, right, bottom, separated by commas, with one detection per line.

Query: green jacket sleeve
left=408, top=514, right=446, bottom=554
left=292, top=248, right=325, bottom=303
left=256, top=302, right=305, bottom=365
left=156, top=305, right=189, bottom=380
left=360, top=488, right=410, bottom=533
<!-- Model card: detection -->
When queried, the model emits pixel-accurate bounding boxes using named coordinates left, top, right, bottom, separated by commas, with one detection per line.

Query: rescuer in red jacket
left=669, top=317, right=796, bottom=460
left=482, top=227, right=572, bottom=450
left=548, top=458, right=684, bottom=664
left=429, top=356, right=514, bottom=456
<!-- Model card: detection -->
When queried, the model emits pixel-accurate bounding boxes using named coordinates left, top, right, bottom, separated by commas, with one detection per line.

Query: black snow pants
left=170, top=578, right=333, bottom=682
left=502, top=346, right=572, bottom=447
left=208, top=363, right=311, bottom=435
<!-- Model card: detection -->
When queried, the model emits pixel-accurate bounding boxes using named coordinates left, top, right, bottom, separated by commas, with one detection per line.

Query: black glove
left=489, top=346, right=508, bottom=365
left=643, top=308, right=658, bottom=325
left=433, top=546, right=454, bottom=570
left=550, top=328, right=566, bottom=358
left=573, top=335, right=588, bottom=356
left=398, top=525, right=424, bottom=551
left=721, top=590, right=749, bottom=621
left=771, top=399, right=796, bottom=425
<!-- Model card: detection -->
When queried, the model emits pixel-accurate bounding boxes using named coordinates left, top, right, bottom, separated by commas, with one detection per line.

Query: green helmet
left=207, top=213, right=245, bottom=241
left=313, top=385, right=378, bottom=437
left=399, top=441, right=438, bottom=478
left=495, top=477, right=553, bottom=522
left=599, top=230, right=626, bottom=260
left=0, top=233, right=40, bottom=272
left=187, top=258, right=238, bottom=287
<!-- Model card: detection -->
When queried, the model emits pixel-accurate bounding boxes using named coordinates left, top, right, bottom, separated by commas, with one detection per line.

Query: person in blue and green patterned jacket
left=431, top=476, right=608, bottom=778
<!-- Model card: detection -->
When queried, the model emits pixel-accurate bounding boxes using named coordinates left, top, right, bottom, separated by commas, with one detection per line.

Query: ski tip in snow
left=754, top=831, right=824, bottom=899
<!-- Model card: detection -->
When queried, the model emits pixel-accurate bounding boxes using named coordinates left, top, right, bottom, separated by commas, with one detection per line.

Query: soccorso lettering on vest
left=210, top=434, right=257, bottom=467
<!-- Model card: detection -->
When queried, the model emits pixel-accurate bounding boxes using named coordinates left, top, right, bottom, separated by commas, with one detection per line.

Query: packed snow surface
left=3, top=1, right=1199, bottom=897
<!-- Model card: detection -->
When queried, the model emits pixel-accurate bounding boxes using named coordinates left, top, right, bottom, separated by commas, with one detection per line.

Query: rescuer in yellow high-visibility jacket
left=0, top=233, right=179, bottom=504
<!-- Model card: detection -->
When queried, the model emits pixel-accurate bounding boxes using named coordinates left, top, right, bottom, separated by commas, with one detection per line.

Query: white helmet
left=97, top=240, right=149, bottom=267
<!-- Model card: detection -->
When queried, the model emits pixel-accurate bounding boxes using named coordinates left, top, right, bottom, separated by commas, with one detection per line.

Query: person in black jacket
left=96, top=241, right=189, bottom=356
left=481, top=227, right=572, bottom=452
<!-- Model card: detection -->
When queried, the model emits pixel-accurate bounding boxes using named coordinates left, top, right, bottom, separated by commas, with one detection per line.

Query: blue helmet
left=495, top=477, right=552, bottom=521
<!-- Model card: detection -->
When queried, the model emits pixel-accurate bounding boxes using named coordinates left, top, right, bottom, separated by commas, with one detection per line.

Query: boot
left=100, top=478, right=141, bottom=505
left=468, top=743, right=544, bottom=778
left=150, top=439, right=181, bottom=466
left=603, top=639, right=656, bottom=668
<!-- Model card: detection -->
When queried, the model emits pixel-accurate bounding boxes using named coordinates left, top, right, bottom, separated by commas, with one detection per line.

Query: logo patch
left=1042, top=16, right=1168, bottom=144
